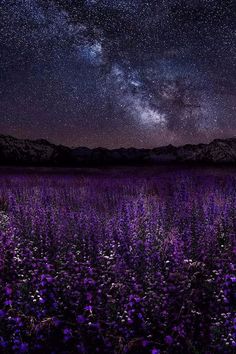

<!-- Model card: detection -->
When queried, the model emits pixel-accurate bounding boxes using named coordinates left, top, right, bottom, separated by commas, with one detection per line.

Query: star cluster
left=0, top=0, right=235, bottom=147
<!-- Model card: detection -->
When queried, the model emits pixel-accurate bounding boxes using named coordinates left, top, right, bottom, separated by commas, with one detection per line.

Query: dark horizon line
left=1, top=133, right=236, bottom=151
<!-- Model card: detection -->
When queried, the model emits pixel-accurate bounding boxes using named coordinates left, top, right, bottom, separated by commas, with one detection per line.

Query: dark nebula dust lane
left=0, top=0, right=235, bottom=148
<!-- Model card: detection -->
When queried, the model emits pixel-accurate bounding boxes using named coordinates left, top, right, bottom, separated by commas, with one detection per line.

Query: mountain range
left=1, top=134, right=236, bottom=166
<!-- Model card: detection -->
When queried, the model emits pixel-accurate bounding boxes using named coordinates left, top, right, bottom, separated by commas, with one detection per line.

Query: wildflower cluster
left=0, top=169, right=235, bottom=353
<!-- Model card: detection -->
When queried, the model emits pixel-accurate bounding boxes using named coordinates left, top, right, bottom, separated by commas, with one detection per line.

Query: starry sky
left=0, top=0, right=235, bottom=148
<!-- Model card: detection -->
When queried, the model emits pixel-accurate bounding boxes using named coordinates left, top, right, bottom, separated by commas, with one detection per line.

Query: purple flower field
left=0, top=168, right=235, bottom=353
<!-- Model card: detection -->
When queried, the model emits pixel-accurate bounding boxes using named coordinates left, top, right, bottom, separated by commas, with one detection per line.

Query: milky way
left=0, top=0, right=235, bottom=148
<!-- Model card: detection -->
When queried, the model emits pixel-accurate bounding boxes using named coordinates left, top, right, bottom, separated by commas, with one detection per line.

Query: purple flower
left=63, top=328, right=72, bottom=336
left=4, top=300, right=12, bottom=306
left=84, top=305, right=93, bottom=312
left=0, top=310, right=5, bottom=318
left=165, top=335, right=174, bottom=345
left=152, top=349, right=160, bottom=354
left=19, top=342, right=28, bottom=352
left=77, top=315, right=86, bottom=324
left=5, top=286, right=12, bottom=296
left=127, top=318, right=133, bottom=325
left=63, top=328, right=72, bottom=342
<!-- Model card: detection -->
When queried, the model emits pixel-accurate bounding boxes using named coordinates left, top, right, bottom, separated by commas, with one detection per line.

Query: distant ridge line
left=1, top=134, right=236, bottom=166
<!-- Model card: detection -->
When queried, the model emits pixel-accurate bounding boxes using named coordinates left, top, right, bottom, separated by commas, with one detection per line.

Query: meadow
left=0, top=167, right=235, bottom=353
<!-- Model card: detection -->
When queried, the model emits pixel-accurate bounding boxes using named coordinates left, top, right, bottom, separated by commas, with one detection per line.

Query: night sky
left=0, top=0, right=235, bottom=148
